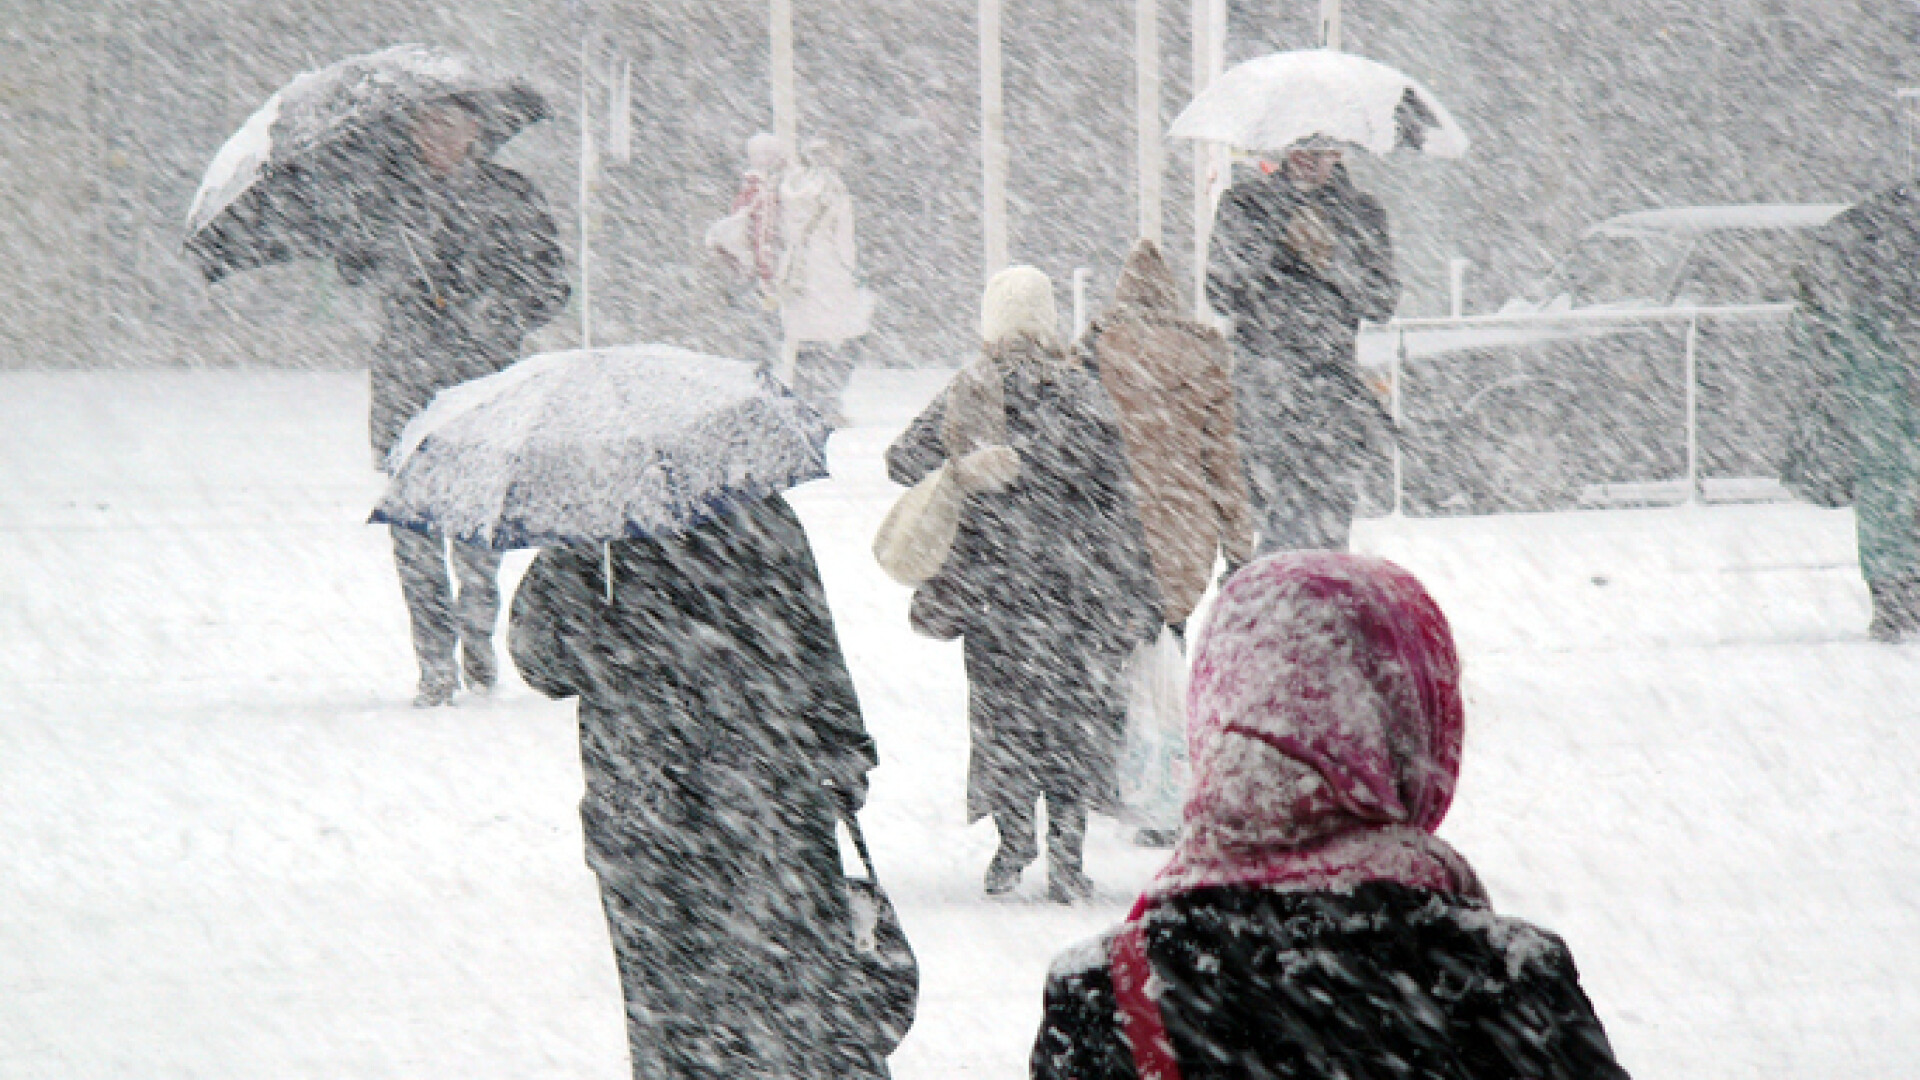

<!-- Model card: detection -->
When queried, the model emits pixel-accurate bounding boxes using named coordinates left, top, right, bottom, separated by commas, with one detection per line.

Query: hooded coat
left=1031, top=554, right=1630, bottom=1080
left=1784, top=184, right=1920, bottom=585
left=508, top=494, right=884, bottom=1080
left=888, top=280, right=1159, bottom=820
left=777, top=156, right=875, bottom=345
left=339, top=156, right=570, bottom=463
left=1081, top=240, right=1255, bottom=624
left=1206, top=165, right=1397, bottom=551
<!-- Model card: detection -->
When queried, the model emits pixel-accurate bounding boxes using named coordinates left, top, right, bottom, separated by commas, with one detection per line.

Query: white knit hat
left=980, top=265, right=1060, bottom=348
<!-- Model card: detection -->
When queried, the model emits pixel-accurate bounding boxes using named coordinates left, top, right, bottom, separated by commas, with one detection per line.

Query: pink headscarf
left=1147, top=552, right=1486, bottom=903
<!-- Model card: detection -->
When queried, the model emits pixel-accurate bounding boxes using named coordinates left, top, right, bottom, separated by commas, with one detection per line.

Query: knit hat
left=980, top=265, right=1060, bottom=348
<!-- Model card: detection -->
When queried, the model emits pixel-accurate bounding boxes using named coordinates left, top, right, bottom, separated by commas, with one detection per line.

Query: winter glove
left=950, top=444, right=1020, bottom=495
left=823, top=767, right=869, bottom=816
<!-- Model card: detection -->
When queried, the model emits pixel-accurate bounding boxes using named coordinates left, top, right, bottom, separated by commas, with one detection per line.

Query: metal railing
left=1367, top=303, right=1798, bottom=515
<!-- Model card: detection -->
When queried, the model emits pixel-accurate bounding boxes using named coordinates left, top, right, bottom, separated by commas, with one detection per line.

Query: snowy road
left=1, top=368, right=1915, bottom=1078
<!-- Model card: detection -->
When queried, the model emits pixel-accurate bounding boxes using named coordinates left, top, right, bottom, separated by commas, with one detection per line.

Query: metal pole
left=771, top=0, right=796, bottom=150
left=981, top=0, right=1008, bottom=279
left=1072, top=267, right=1092, bottom=340
left=1136, top=0, right=1162, bottom=244
left=578, top=37, right=593, bottom=350
left=1392, top=324, right=1406, bottom=517
left=1319, top=0, right=1342, bottom=49
left=1191, top=0, right=1224, bottom=315
left=1684, top=313, right=1699, bottom=503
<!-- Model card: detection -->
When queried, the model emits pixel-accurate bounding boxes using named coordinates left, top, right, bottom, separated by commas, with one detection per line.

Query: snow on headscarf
left=1149, top=552, right=1486, bottom=902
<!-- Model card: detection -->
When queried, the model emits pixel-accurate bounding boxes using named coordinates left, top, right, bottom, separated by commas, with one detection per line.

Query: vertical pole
left=1072, top=267, right=1092, bottom=340
left=1135, top=0, right=1162, bottom=245
left=578, top=37, right=593, bottom=350
left=1392, top=325, right=1406, bottom=517
left=1684, top=312, right=1699, bottom=503
left=771, top=0, right=797, bottom=150
left=1318, top=0, right=1343, bottom=50
left=1448, top=257, right=1469, bottom=319
left=1190, top=0, right=1225, bottom=314
left=981, top=0, right=1008, bottom=280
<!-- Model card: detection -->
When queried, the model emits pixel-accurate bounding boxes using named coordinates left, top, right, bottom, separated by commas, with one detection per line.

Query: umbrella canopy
left=184, top=44, right=550, bottom=284
left=1169, top=49, right=1467, bottom=159
left=371, top=345, right=832, bottom=551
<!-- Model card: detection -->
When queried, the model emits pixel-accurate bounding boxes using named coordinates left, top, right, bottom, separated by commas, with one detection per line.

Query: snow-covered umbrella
left=184, top=44, right=550, bottom=284
left=1169, top=49, right=1467, bottom=159
left=371, top=345, right=831, bottom=552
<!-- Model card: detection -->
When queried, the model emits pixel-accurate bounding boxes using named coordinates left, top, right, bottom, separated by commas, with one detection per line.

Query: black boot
left=1045, top=798, right=1093, bottom=904
left=986, top=806, right=1037, bottom=895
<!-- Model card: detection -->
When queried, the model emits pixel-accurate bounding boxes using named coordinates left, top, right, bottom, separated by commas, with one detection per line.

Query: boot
left=461, top=638, right=497, bottom=694
left=1045, top=798, right=1093, bottom=904
left=414, top=665, right=457, bottom=708
left=985, top=807, right=1037, bottom=896
left=1869, top=579, right=1915, bottom=643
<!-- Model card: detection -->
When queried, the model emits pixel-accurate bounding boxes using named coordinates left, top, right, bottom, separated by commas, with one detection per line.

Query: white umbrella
left=1169, top=48, right=1467, bottom=159
left=371, top=344, right=830, bottom=551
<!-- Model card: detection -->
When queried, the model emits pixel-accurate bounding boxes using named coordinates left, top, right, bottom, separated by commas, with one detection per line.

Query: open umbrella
left=371, top=344, right=831, bottom=551
left=1169, top=49, right=1467, bottom=159
left=184, top=44, right=549, bottom=283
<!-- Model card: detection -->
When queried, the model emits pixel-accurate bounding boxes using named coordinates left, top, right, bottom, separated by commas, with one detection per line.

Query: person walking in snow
left=1207, top=137, right=1398, bottom=555
left=1784, top=183, right=1920, bottom=642
left=1078, top=237, right=1254, bottom=845
left=1030, top=552, right=1632, bottom=1080
left=706, top=133, right=791, bottom=355
left=887, top=266, right=1159, bottom=903
left=336, top=96, right=570, bottom=706
left=775, top=138, right=876, bottom=425
left=508, top=492, right=887, bottom=1080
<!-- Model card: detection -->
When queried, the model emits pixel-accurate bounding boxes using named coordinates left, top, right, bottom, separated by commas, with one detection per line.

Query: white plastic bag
left=872, top=463, right=962, bottom=586
left=1116, top=625, right=1190, bottom=830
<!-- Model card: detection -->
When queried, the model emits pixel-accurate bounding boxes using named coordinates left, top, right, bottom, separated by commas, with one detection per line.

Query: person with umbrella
left=436, top=347, right=886, bottom=1080
left=1207, top=135, right=1397, bottom=555
left=342, top=95, right=569, bottom=705
left=184, top=46, right=571, bottom=706
left=1174, top=50, right=1466, bottom=555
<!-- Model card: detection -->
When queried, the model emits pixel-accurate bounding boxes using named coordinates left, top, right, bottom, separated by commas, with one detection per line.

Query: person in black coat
left=1207, top=140, right=1398, bottom=555
left=509, top=493, right=886, bottom=1080
left=338, top=96, right=570, bottom=706
left=1031, top=552, right=1631, bottom=1080
left=888, top=266, right=1159, bottom=903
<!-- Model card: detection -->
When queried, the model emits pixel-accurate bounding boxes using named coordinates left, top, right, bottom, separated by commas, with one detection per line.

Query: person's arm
left=1353, top=195, right=1400, bottom=326
left=507, top=547, right=587, bottom=700
left=1031, top=949, right=1134, bottom=1080
left=1205, top=186, right=1261, bottom=320
left=1201, top=342, right=1257, bottom=570
left=885, top=387, right=951, bottom=486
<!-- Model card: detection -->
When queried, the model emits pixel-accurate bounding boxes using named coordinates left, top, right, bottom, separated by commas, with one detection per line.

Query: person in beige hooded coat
left=1079, top=239, right=1255, bottom=631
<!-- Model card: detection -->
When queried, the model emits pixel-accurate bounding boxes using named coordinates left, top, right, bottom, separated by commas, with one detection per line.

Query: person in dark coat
left=1783, top=184, right=1920, bottom=641
left=337, top=96, right=570, bottom=706
left=1031, top=553, right=1632, bottom=1080
left=508, top=493, right=886, bottom=1080
left=1207, top=139, right=1398, bottom=555
left=889, top=265, right=1159, bottom=903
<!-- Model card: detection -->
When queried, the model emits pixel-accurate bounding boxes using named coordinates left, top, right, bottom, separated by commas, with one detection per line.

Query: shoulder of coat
left=1047, top=926, right=1123, bottom=980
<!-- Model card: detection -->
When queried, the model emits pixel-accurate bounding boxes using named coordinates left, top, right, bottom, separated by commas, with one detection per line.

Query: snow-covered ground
left=1, top=367, right=1915, bottom=1079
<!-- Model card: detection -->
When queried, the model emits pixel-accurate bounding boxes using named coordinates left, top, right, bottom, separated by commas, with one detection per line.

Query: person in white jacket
left=775, top=139, right=875, bottom=424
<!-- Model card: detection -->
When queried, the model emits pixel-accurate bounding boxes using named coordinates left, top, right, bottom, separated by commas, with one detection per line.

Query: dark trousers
left=994, top=795, right=1088, bottom=874
left=391, top=526, right=501, bottom=681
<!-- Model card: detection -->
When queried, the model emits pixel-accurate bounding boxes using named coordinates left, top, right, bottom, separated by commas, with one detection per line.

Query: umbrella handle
left=603, top=541, right=614, bottom=604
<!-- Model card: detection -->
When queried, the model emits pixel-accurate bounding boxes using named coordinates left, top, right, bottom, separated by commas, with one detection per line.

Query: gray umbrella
left=183, top=43, right=549, bottom=283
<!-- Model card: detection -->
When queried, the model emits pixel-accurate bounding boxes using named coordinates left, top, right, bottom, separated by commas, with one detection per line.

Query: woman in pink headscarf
left=1031, top=553, right=1630, bottom=1080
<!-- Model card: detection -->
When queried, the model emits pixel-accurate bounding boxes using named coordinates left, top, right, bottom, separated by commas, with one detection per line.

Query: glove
left=823, top=767, right=869, bottom=816
left=951, top=444, right=1021, bottom=495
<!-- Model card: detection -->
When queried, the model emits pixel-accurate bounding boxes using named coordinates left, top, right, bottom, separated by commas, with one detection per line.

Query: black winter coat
left=340, top=159, right=570, bottom=461
left=888, top=351, right=1159, bottom=819
left=1206, top=166, right=1397, bottom=359
left=509, top=494, right=883, bottom=1080
left=1033, top=884, right=1630, bottom=1080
